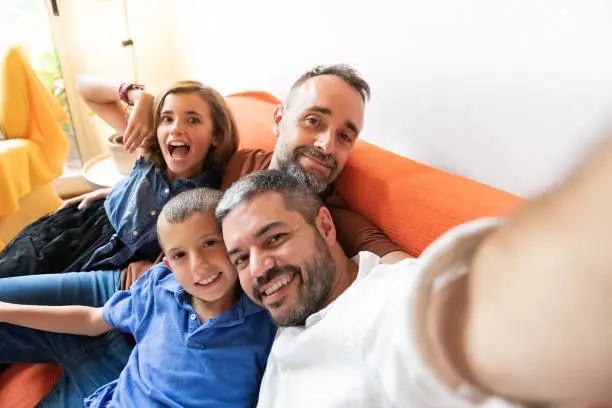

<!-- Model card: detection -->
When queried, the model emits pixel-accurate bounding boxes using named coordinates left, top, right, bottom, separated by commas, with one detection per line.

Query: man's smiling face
left=222, top=191, right=336, bottom=326
left=271, top=75, right=365, bottom=194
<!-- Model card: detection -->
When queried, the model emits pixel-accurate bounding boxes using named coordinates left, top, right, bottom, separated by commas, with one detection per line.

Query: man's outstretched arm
left=466, top=135, right=612, bottom=404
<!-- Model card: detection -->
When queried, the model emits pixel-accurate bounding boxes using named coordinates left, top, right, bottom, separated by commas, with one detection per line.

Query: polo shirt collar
left=160, top=273, right=264, bottom=323
left=160, top=271, right=181, bottom=297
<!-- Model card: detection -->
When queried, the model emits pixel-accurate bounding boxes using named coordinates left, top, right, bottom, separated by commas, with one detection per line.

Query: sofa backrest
left=225, top=92, right=523, bottom=256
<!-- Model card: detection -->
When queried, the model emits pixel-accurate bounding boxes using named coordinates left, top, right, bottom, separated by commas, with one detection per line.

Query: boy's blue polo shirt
left=86, top=263, right=276, bottom=408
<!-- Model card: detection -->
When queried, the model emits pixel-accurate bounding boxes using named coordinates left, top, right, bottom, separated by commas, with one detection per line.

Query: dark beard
left=277, top=146, right=337, bottom=194
left=253, top=234, right=336, bottom=326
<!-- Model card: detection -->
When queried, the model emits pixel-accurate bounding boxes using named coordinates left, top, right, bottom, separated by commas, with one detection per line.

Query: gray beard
left=279, top=160, right=329, bottom=195
left=274, top=234, right=336, bottom=327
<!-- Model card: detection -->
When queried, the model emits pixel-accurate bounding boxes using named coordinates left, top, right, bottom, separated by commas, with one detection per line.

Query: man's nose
left=313, top=130, right=335, bottom=154
left=249, top=248, right=274, bottom=282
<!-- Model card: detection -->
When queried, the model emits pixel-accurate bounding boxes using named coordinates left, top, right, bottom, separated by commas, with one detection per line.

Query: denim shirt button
left=164, top=188, right=169, bottom=194
left=132, top=230, right=138, bottom=236
left=150, top=210, right=157, bottom=216
left=190, top=314, right=197, bottom=321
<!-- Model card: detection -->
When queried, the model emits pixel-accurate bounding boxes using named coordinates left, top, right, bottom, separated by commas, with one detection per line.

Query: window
left=0, top=0, right=81, bottom=171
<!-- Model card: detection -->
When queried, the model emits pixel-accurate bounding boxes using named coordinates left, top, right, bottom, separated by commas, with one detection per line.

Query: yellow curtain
left=0, top=46, right=69, bottom=216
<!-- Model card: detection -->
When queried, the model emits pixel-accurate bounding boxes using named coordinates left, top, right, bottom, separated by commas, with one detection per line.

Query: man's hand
left=123, top=92, right=154, bottom=153
left=58, top=188, right=112, bottom=211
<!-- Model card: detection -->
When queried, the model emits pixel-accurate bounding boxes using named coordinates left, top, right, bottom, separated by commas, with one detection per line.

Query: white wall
left=51, top=0, right=138, bottom=160
left=50, top=0, right=182, bottom=160
left=169, top=0, right=612, bottom=197
left=125, top=0, right=181, bottom=93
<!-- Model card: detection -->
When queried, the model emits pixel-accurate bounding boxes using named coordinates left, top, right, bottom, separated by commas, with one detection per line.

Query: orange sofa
left=0, top=91, right=522, bottom=407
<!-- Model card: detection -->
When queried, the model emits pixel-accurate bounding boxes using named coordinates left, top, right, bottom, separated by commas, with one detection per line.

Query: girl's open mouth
left=168, top=141, right=191, bottom=159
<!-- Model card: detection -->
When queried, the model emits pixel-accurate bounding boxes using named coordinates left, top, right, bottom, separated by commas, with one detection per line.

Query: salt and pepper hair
left=287, top=64, right=371, bottom=105
left=216, top=170, right=323, bottom=227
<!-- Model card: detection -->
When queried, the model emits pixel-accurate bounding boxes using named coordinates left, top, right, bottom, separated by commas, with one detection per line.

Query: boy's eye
left=171, top=251, right=185, bottom=260
left=203, top=239, right=217, bottom=247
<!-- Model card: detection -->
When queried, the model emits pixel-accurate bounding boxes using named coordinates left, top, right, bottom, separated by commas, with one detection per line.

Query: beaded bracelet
left=118, top=82, right=145, bottom=106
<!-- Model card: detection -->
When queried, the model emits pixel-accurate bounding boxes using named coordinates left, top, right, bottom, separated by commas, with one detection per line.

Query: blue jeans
left=0, top=270, right=134, bottom=408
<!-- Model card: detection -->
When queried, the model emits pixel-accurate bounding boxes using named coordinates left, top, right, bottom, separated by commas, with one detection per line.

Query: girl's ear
left=212, top=134, right=220, bottom=147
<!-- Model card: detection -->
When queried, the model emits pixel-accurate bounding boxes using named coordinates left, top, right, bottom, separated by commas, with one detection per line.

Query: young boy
left=0, top=188, right=276, bottom=407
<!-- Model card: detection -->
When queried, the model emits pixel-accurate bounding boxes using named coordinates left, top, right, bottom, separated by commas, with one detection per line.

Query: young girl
left=0, top=78, right=237, bottom=277
left=0, top=188, right=276, bottom=407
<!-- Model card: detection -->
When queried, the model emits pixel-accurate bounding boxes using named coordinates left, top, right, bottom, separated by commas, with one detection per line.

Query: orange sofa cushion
left=0, top=91, right=522, bottom=407
left=335, top=140, right=523, bottom=256
left=0, top=363, right=61, bottom=407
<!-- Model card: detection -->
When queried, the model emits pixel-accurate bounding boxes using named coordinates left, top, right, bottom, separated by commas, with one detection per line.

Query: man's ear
left=272, top=104, right=284, bottom=138
left=162, top=256, right=171, bottom=270
left=315, top=206, right=337, bottom=247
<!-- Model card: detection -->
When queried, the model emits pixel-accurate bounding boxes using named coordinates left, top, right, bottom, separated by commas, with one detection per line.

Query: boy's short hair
left=158, top=187, right=223, bottom=228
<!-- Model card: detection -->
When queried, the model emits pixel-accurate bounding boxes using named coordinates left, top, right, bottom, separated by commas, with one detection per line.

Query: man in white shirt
left=216, top=134, right=612, bottom=407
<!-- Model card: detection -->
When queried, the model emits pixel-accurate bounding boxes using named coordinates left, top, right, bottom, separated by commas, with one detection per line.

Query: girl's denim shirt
left=83, top=157, right=220, bottom=270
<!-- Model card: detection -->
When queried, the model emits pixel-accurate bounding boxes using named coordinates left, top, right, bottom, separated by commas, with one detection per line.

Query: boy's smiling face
left=159, top=210, right=238, bottom=306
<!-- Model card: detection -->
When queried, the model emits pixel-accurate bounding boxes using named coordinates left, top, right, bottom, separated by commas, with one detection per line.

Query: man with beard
left=217, top=168, right=612, bottom=407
